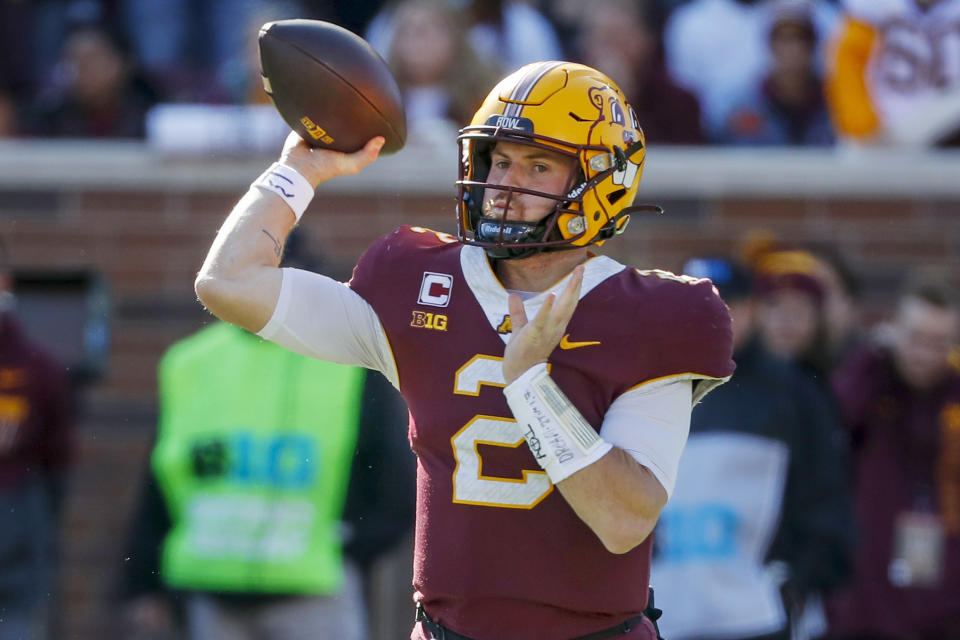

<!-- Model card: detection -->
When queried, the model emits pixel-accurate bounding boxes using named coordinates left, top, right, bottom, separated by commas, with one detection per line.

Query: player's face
left=483, top=142, right=577, bottom=224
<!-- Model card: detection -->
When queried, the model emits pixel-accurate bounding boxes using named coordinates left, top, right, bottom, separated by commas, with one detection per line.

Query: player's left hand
left=503, top=265, right=584, bottom=384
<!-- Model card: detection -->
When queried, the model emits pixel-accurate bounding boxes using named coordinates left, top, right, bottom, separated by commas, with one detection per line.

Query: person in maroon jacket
left=826, top=270, right=960, bottom=640
left=0, top=240, right=74, bottom=639
left=195, top=61, right=734, bottom=639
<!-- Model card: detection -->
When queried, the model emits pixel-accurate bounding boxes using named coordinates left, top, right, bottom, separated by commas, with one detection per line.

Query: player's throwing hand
left=503, top=265, right=585, bottom=384
left=279, top=132, right=385, bottom=188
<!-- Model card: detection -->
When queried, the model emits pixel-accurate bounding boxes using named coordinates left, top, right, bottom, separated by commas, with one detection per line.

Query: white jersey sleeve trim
left=599, top=379, right=693, bottom=498
left=256, top=267, right=399, bottom=388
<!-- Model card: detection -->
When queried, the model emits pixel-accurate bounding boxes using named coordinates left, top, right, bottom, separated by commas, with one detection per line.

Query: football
left=258, top=19, right=406, bottom=155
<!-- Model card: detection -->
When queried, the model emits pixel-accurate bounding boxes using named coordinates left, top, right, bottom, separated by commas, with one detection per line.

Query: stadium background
left=2, top=0, right=960, bottom=637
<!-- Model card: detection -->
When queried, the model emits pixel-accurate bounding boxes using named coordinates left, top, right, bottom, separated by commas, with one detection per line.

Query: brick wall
left=1, top=141, right=958, bottom=638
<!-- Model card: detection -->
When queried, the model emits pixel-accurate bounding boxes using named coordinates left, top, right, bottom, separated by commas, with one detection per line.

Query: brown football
left=258, top=19, right=406, bottom=154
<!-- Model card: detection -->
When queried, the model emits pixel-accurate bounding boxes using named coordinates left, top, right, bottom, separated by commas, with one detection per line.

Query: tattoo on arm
left=261, top=229, right=283, bottom=258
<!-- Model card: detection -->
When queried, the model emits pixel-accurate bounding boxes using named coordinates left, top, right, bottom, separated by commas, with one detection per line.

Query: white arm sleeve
left=599, top=379, right=693, bottom=498
left=256, top=267, right=399, bottom=388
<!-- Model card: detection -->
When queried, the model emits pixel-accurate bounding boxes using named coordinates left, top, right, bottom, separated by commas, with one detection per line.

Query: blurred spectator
left=664, top=0, right=839, bottom=138
left=466, top=0, right=563, bottom=70
left=826, top=270, right=960, bottom=639
left=826, top=0, right=960, bottom=148
left=28, top=22, right=159, bottom=138
left=652, top=256, right=853, bottom=640
left=576, top=0, right=704, bottom=144
left=120, top=334, right=415, bottom=639
left=716, top=1, right=835, bottom=145
left=665, top=0, right=776, bottom=134
left=143, top=1, right=300, bottom=154
left=807, top=243, right=863, bottom=368
left=119, top=235, right=415, bottom=640
left=538, top=0, right=681, bottom=64
left=241, top=2, right=304, bottom=107
left=300, top=0, right=385, bottom=35
left=745, top=232, right=863, bottom=370
left=386, top=0, right=502, bottom=143
left=750, top=246, right=835, bottom=383
left=120, top=0, right=270, bottom=102
left=535, top=0, right=585, bottom=57
left=28, top=1, right=119, bottom=87
left=0, top=238, right=75, bottom=640
left=367, top=0, right=562, bottom=78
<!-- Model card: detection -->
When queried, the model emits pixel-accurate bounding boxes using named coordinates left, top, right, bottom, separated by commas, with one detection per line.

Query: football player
left=196, top=61, right=735, bottom=640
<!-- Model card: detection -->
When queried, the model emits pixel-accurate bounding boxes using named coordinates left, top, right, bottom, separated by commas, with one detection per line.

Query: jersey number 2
left=450, top=355, right=553, bottom=509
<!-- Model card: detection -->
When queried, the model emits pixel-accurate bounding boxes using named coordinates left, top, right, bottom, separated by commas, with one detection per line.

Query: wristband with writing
left=251, top=162, right=315, bottom=221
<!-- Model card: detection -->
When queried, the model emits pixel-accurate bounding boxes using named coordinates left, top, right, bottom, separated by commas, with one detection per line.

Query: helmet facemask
left=458, top=130, right=590, bottom=259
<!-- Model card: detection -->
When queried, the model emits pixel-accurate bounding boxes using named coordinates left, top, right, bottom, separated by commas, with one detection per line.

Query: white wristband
left=252, top=162, right=315, bottom=222
left=504, top=363, right=612, bottom=484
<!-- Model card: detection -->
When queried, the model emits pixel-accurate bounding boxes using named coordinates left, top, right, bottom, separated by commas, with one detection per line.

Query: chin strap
left=596, top=203, right=664, bottom=240
left=585, top=138, right=654, bottom=241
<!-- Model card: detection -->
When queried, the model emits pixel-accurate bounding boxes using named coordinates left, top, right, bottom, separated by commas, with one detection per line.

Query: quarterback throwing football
left=196, top=61, right=734, bottom=640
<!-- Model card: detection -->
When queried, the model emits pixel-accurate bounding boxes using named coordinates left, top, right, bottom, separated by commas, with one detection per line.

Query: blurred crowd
left=1, top=0, right=960, bottom=148
left=649, top=237, right=960, bottom=640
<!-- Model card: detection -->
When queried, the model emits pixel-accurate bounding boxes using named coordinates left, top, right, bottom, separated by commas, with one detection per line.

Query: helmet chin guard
left=457, top=61, right=658, bottom=260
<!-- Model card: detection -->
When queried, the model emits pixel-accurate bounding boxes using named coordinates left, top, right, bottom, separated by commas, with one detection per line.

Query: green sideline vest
left=152, top=323, right=364, bottom=594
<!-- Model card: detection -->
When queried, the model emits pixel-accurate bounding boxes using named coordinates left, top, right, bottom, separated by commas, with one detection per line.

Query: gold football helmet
left=457, top=61, right=660, bottom=259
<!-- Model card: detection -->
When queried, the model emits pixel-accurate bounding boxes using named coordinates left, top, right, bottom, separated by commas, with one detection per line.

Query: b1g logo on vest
left=418, top=272, right=453, bottom=307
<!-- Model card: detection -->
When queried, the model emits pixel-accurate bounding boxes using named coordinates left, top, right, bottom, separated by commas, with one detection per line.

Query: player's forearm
left=556, top=448, right=667, bottom=554
left=196, top=132, right=383, bottom=331
left=195, top=188, right=293, bottom=332
left=504, top=363, right=668, bottom=553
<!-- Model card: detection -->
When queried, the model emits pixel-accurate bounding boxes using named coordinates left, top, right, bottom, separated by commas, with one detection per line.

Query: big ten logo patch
left=299, top=116, right=334, bottom=144
left=411, top=310, right=448, bottom=331
left=418, top=272, right=453, bottom=307
left=497, top=315, right=512, bottom=334
left=190, top=431, right=316, bottom=489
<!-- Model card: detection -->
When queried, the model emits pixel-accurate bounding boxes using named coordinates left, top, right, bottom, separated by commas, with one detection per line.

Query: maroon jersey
left=828, top=345, right=960, bottom=638
left=349, top=226, right=734, bottom=639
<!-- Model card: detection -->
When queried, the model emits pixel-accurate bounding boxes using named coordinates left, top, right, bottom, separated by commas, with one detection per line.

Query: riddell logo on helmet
left=566, top=181, right=588, bottom=200
left=485, top=115, right=534, bottom=133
